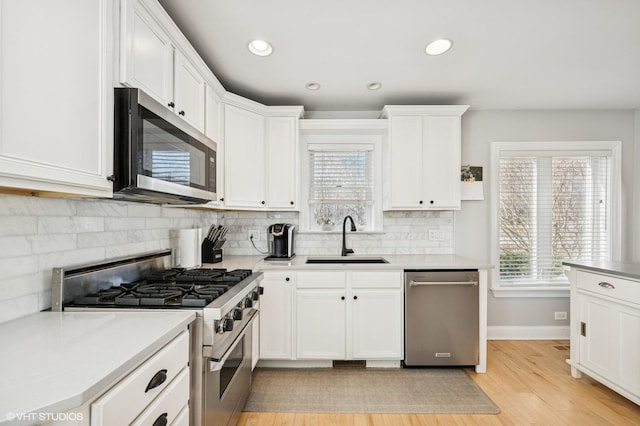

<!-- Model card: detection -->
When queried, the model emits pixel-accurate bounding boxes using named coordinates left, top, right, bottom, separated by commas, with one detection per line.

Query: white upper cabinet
left=121, top=0, right=206, bottom=132
left=0, top=0, right=114, bottom=197
left=224, top=103, right=266, bottom=208
left=205, top=84, right=224, bottom=206
left=173, top=51, right=206, bottom=131
left=120, top=0, right=173, bottom=107
left=266, top=115, right=299, bottom=209
left=223, top=96, right=303, bottom=210
left=382, top=106, right=469, bottom=210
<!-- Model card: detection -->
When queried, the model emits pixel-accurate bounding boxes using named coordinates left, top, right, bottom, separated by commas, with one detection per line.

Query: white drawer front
left=577, top=271, right=640, bottom=305
left=171, top=404, right=190, bottom=426
left=351, top=271, right=403, bottom=289
left=297, top=271, right=346, bottom=288
left=91, top=331, right=189, bottom=426
left=131, top=367, right=189, bottom=426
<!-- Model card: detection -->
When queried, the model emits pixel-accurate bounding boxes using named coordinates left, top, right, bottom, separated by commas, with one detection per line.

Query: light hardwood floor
left=238, top=340, right=640, bottom=425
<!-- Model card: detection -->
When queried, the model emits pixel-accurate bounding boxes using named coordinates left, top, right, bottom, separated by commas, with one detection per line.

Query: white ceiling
left=157, top=0, right=640, bottom=111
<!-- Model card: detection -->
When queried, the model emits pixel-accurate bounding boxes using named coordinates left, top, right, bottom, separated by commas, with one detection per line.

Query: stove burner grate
left=69, top=269, right=254, bottom=308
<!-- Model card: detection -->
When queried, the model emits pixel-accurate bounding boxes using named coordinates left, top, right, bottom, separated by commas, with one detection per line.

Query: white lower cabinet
left=296, top=289, right=347, bottom=359
left=91, top=331, right=190, bottom=425
left=350, top=290, right=403, bottom=359
left=294, top=270, right=403, bottom=361
left=568, top=268, right=640, bottom=405
left=259, top=272, right=295, bottom=359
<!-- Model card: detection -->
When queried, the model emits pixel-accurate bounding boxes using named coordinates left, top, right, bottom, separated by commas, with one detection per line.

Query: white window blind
left=499, top=154, right=611, bottom=285
left=308, top=145, right=374, bottom=229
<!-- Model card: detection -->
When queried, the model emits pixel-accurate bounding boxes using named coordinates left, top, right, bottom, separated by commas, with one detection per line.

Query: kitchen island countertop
left=0, top=311, right=194, bottom=425
left=563, top=259, right=640, bottom=281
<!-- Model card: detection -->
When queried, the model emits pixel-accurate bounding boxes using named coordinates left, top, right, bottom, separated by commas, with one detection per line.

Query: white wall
left=455, top=109, right=636, bottom=331
left=0, top=194, right=218, bottom=323
left=634, top=108, right=640, bottom=261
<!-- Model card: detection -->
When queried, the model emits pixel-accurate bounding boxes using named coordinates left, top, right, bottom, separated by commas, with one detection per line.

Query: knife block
left=201, top=240, right=223, bottom=264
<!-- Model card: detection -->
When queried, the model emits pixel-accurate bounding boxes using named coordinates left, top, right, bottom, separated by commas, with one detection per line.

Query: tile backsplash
left=0, top=194, right=218, bottom=323
left=220, top=210, right=454, bottom=256
left=0, top=193, right=454, bottom=323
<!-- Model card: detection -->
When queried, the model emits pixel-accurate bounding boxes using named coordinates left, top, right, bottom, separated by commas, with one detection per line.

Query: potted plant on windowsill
left=321, top=218, right=334, bottom=231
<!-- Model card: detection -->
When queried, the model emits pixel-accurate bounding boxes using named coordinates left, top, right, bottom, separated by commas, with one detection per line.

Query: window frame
left=299, top=133, right=383, bottom=233
left=490, top=141, right=622, bottom=298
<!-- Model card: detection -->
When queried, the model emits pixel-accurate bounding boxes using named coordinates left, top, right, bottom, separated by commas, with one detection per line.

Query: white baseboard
left=488, top=325, right=570, bottom=340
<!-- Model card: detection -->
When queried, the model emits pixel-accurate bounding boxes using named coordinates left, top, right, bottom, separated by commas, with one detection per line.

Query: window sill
left=491, top=286, right=570, bottom=298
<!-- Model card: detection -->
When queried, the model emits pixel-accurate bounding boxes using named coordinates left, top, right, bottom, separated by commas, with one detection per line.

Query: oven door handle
left=207, top=309, right=257, bottom=372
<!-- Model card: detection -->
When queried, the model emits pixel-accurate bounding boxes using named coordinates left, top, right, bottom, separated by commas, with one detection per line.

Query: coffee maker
left=266, top=223, right=295, bottom=260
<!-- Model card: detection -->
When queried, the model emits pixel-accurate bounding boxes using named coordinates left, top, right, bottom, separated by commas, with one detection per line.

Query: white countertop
left=0, top=311, right=195, bottom=425
left=563, top=259, right=640, bottom=282
left=207, top=254, right=493, bottom=271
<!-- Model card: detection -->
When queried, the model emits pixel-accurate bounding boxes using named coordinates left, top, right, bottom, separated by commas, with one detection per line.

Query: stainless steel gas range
left=52, top=249, right=263, bottom=426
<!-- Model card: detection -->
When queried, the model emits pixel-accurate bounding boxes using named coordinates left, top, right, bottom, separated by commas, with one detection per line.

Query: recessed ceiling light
left=248, top=39, right=273, bottom=56
left=305, top=82, right=321, bottom=91
left=367, top=82, right=382, bottom=90
left=425, top=38, right=452, bottom=56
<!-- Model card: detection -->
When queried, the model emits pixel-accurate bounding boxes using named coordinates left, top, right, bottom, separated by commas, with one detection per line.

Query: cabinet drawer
left=297, top=271, right=346, bottom=288
left=577, top=271, right=640, bottom=305
left=91, top=331, right=189, bottom=425
left=171, top=404, right=189, bottom=426
left=131, top=367, right=189, bottom=426
left=351, top=271, right=403, bottom=289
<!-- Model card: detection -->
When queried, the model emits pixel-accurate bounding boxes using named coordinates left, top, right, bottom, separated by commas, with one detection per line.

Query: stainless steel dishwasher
left=404, top=270, right=479, bottom=366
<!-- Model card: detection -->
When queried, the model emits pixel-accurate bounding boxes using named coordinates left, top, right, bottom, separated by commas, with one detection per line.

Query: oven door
left=204, top=309, right=257, bottom=426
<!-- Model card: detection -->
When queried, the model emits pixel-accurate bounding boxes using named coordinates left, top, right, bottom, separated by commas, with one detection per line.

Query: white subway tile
left=29, top=234, right=77, bottom=254
left=0, top=293, right=40, bottom=323
left=38, top=217, right=104, bottom=234
left=77, top=231, right=128, bottom=249
left=0, top=236, right=31, bottom=258
left=127, top=203, right=162, bottom=218
left=76, top=200, right=128, bottom=217
left=0, top=217, right=37, bottom=236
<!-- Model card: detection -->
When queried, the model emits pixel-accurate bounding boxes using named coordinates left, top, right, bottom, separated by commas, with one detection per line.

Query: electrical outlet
left=248, top=230, right=260, bottom=241
left=554, top=311, right=568, bottom=320
left=428, top=230, right=444, bottom=241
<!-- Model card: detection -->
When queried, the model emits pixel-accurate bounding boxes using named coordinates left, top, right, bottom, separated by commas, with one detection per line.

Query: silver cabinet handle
left=410, top=280, right=478, bottom=286
left=598, top=282, right=615, bottom=289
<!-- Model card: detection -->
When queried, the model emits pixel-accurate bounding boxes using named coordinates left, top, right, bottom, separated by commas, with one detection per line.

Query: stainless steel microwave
left=113, top=87, right=217, bottom=204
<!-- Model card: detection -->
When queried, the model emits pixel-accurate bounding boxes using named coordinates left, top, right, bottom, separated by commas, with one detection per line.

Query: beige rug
left=244, top=367, right=500, bottom=414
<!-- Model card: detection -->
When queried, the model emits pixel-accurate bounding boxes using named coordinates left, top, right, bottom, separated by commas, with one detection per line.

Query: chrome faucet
left=341, top=215, right=357, bottom=256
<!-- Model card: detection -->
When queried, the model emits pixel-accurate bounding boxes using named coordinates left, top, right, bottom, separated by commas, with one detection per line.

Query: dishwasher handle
left=409, top=280, right=478, bottom=286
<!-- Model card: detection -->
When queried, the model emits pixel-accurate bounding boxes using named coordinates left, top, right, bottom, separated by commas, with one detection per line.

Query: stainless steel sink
left=305, top=256, right=389, bottom=264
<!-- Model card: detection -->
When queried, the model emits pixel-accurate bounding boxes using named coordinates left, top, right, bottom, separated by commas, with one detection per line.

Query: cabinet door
left=579, top=293, right=613, bottom=378
left=224, top=105, right=265, bottom=208
left=266, top=116, right=298, bottom=209
left=205, top=85, right=224, bottom=206
left=121, top=0, right=173, bottom=107
left=422, top=115, right=461, bottom=209
left=350, top=290, right=403, bottom=359
left=259, top=273, right=294, bottom=359
left=615, top=304, right=640, bottom=396
left=388, top=115, right=423, bottom=208
left=296, top=290, right=345, bottom=359
left=173, top=51, right=206, bottom=132
left=0, top=0, right=112, bottom=197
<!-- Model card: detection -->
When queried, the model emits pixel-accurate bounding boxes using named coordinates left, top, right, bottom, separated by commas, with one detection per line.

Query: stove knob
left=232, top=308, right=243, bottom=321
left=243, top=297, right=253, bottom=308
left=222, top=318, right=234, bottom=332
left=258, top=286, right=264, bottom=295
left=252, top=291, right=259, bottom=301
